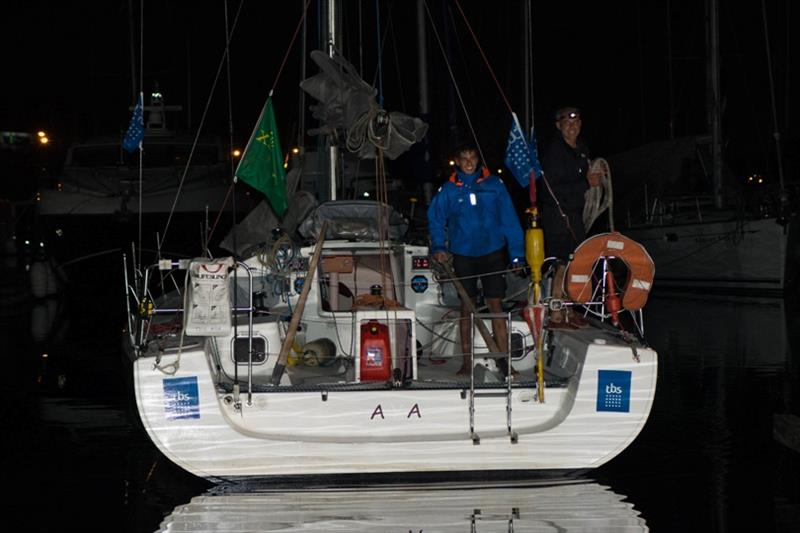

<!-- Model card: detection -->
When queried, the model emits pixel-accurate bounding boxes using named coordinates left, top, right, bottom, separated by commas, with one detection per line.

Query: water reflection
left=595, top=291, right=800, bottom=533
left=644, top=292, right=797, bottom=371
left=158, top=480, right=647, bottom=532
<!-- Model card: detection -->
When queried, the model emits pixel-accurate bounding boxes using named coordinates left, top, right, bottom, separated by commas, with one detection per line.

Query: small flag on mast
left=235, top=97, right=288, bottom=217
left=503, top=112, right=542, bottom=187
left=122, top=93, right=145, bottom=153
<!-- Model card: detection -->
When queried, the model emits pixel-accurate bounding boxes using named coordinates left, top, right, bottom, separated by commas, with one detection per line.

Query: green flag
left=235, top=97, right=288, bottom=216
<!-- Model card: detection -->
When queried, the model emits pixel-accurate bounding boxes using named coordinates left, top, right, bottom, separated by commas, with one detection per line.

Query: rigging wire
left=203, top=0, right=313, bottom=251
left=451, top=0, right=581, bottom=236
left=235, top=0, right=312, bottom=177
left=136, top=0, right=143, bottom=272
left=451, top=0, right=513, bottom=115
left=158, top=0, right=245, bottom=251
left=223, top=0, right=238, bottom=261
left=420, top=0, right=486, bottom=164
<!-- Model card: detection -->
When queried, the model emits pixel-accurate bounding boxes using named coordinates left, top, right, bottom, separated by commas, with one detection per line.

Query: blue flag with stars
left=122, top=93, right=144, bottom=153
left=504, top=112, right=542, bottom=187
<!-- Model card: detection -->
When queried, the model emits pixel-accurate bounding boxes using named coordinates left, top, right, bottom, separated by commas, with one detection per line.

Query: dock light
left=758, top=177, right=764, bottom=184
left=39, top=136, right=49, bottom=145
left=291, top=147, right=300, bottom=155
left=232, top=149, right=241, bottom=158
left=37, top=131, right=46, bottom=138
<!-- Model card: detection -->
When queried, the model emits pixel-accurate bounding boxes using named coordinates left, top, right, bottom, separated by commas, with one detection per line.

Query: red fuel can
left=360, top=320, right=392, bottom=381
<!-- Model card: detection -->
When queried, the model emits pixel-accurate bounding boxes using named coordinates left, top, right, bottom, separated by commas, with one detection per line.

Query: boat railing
left=123, top=255, right=259, bottom=384
left=647, top=194, right=716, bottom=224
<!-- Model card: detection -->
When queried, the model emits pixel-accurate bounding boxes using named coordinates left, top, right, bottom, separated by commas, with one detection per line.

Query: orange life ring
left=564, top=232, right=655, bottom=311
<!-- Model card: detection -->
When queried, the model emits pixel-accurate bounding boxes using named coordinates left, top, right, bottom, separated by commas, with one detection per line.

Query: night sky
left=2, top=0, right=797, bottom=185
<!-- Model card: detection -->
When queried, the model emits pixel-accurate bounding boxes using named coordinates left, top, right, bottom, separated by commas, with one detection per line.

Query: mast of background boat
left=760, top=0, right=786, bottom=203
left=327, top=0, right=339, bottom=201
left=135, top=0, right=144, bottom=270
left=417, top=1, right=429, bottom=126
left=706, top=0, right=723, bottom=210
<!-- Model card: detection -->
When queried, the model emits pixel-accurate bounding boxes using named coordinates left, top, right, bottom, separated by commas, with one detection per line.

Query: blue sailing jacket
left=427, top=168, right=525, bottom=260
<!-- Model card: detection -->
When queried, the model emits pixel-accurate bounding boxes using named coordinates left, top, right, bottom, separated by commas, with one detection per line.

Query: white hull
left=135, top=343, right=655, bottom=478
left=622, top=216, right=799, bottom=293
left=130, top=239, right=656, bottom=480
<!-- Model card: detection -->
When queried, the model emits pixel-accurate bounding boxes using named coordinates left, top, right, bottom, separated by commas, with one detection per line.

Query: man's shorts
left=452, top=248, right=507, bottom=299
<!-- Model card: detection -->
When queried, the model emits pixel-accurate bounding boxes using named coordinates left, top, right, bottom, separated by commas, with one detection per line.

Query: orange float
left=565, top=232, right=655, bottom=311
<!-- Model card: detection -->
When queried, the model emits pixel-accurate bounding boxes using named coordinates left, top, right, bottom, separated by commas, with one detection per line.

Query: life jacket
left=564, top=232, right=655, bottom=311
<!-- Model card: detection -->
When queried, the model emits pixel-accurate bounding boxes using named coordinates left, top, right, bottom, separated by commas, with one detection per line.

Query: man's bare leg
left=487, top=296, right=516, bottom=377
left=486, top=297, right=508, bottom=353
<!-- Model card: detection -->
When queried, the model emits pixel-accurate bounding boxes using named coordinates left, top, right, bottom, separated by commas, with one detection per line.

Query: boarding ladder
left=467, top=311, right=518, bottom=445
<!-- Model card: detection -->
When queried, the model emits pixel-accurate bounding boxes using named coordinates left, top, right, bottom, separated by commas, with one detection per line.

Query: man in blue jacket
left=428, top=142, right=525, bottom=375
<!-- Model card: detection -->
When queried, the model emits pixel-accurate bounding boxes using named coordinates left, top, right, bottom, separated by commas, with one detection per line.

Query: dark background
left=1, top=0, right=796, bottom=190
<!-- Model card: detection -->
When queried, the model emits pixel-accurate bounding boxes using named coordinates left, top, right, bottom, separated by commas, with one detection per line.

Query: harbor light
left=232, top=149, right=241, bottom=158
left=291, top=147, right=300, bottom=155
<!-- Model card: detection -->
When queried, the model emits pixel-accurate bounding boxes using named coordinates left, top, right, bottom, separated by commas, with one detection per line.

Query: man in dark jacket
left=540, top=107, right=602, bottom=259
left=540, top=107, right=602, bottom=323
left=428, top=142, right=525, bottom=375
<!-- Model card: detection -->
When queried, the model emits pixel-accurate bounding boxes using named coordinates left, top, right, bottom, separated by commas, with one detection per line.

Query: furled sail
left=300, top=50, right=428, bottom=160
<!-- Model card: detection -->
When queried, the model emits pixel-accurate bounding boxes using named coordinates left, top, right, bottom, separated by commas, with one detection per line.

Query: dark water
left=2, top=247, right=799, bottom=531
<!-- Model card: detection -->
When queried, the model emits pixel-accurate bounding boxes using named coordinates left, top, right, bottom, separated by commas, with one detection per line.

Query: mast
left=327, top=0, right=339, bottom=201
left=760, top=0, right=786, bottom=194
left=416, top=0, right=429, bottom=118
left=707, top=0, right=723, bottom=209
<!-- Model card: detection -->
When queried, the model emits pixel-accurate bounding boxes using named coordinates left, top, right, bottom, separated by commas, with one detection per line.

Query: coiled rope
left=583, top=157, right=614, bottom=232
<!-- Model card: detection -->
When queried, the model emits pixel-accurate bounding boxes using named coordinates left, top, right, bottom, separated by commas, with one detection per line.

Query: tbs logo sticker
left=163, top=376, right=201, bottom=420
left=596, top=370, right=632, bottom=412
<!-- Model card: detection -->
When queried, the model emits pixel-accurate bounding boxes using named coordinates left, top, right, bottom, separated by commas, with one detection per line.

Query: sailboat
left=611, top=0, right=799, bottom=295
left=124, top=1, right=657, bottom=481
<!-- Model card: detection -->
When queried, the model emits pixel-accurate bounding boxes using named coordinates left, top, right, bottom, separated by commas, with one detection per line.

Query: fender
left=565, top=232, right=655, bottom=311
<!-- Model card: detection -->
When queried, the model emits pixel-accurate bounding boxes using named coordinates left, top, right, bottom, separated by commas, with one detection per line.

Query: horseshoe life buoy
left=565, top=232, right=655, bottom=311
